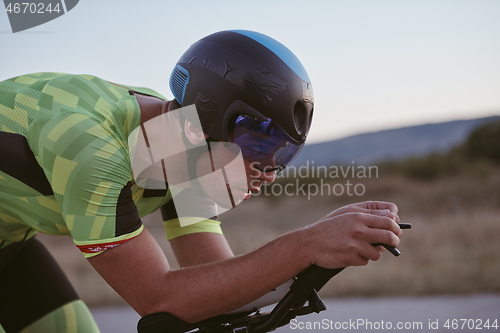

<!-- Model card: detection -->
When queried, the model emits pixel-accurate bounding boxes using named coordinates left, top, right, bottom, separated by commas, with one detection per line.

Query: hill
left=292, top=116, right=500, bottom=166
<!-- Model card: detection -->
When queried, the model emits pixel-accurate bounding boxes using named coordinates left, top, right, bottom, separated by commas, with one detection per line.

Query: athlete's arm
left=88, top=226, right=308, bottom=323
left=87, top=203, right=402, bottom=324
left=169, top=232, right=234, bottom=267
left=160, top=195, right=234, bottom=267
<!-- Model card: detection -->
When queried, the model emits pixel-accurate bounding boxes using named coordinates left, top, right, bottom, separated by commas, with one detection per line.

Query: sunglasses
left=229, top=115, right=304, bottom=174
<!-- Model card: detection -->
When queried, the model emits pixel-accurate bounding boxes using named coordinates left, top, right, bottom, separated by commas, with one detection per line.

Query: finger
left=368, top=228, right=401, bottom=248
left=360, top=201, right=399, bottom=215
left=379, top=209, right=401, bottom=224
left=362, top=214, right=403, bottom=238
left=325, top=201, right=399, bottom=221
left=352, top=256, right=370, bottom=267
left=329, top=205, right=399, bottom=222
left=372, top=243, right=401, bottom=256
left=358, top=243, right=382, bottom=262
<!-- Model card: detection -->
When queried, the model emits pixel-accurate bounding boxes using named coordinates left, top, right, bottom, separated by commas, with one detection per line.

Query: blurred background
left=1, top=0, right=499, bottom=331
left=33, top=116, right=500, bottom=307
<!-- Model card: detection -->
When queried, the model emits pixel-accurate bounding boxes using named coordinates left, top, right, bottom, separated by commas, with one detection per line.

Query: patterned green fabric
left=0, top=73, right=227, bottom=331
left=0, top=73, right=158, bottom=257
left=0, top=73, right=53, bottom=135
left=0, top=73, right=223, bottom=258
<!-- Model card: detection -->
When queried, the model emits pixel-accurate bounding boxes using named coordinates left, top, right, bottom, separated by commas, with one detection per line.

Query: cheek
left=243, top=160, right=259, bottom=178
left=244, top=162, right=266, bottom=189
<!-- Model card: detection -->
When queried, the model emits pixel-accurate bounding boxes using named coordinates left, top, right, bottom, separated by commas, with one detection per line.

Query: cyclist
left=0, top=30, right=403, bottom=332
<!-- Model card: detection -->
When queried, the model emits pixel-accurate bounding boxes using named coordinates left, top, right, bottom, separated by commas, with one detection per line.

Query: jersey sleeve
left=26, top=74, right=143, bottom=258
left=161, top=187, right=223, bottom=241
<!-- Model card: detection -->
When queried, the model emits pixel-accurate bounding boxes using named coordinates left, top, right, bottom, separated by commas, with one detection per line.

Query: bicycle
left=137, top=223, right=412, bottom=333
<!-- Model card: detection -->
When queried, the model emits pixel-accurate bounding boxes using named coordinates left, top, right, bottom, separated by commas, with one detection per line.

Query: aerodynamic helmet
left=170, top=30, right=314, bottom=171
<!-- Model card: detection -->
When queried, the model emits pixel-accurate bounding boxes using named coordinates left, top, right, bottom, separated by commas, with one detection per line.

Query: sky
left=1, top=0, right=499, bottom=144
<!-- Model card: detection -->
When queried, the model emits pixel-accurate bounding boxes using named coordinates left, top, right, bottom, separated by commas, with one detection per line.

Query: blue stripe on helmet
left=170, top=64, right=190, bottom=104
left=231, top=30, right=310, bottom=83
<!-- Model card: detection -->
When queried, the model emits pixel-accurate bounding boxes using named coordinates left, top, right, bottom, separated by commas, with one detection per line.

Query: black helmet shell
left=170, top=30, right=314, bottom=144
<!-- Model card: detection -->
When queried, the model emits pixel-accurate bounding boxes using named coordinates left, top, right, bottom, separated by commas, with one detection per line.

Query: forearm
left=90, top=228, right=312, bottom=324
left=158, top=230, right=311, bottom=322
left=90, top=201, right=403, bottom=324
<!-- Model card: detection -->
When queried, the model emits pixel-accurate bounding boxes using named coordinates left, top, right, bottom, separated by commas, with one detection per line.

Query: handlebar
left=137, top=265, right=344, bottom=333
left=137, top=223, right=411, bottom=333
left=248, top=266, right=344, bottom=333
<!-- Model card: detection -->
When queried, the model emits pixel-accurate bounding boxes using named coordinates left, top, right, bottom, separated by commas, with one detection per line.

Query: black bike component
left=373, top=223, right=412, bottom=257
left=373, top=243, right=401, bottom=256
left=306, top=290, right=327, bottom=312
left=138, top=223, right=411, bottom=333
left=248, top=266, right=344, bottom=333
left=137, top=266, right=343, bottom=333
left=137, top=312, right=195, bottom=333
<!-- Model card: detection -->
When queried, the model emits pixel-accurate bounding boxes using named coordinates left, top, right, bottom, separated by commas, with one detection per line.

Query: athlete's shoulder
left=106, top=82, right=168, bottom=101
left=1, top=72, right=65, bottom=83
left=0, top=72, right=68, bottom=96
left=2, top=72, right=165, bottom=100
left=1, top=72, right=128, bottom=102
left=40, top=73, right=129, bottom=99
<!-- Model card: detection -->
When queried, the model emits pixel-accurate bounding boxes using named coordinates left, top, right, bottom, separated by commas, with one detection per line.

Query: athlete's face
left=194, top=140, right=276, bottom=207
left=183, top=117, right=278, bottom=207
left=228, top=129, right=281, bottom=197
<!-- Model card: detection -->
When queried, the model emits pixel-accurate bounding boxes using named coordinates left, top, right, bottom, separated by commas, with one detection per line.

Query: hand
left=326, top=201, right=400, bottom=224
left=302, top=201, right=403, bottom=269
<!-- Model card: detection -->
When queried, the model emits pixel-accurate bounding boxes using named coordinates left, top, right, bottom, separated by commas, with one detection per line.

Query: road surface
left=91, top=294, right=500, bottom=333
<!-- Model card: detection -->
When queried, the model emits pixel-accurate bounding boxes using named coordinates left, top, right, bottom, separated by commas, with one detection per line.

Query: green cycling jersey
left=0, top=72, right=222, bottom=258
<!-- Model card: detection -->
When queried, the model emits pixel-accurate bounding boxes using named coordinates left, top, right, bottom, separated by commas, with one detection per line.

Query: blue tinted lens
left=230, top=116, right=304, bottom=171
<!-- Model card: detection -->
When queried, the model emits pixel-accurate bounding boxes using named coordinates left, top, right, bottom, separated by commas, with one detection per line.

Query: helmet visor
left=229, top=115, right=304, bottom=173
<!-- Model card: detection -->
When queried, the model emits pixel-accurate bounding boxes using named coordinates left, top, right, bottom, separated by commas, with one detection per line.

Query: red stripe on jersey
left=76, top=237, right=134, bottom=254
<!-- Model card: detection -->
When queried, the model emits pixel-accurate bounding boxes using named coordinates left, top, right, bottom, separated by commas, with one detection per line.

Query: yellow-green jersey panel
left=0, top=73, right=148, bottom=256
left=0, top=73, right=159, bottom=257
left=0, top=73, right=224, bottom=258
